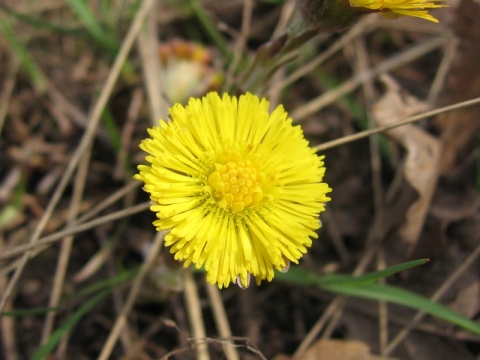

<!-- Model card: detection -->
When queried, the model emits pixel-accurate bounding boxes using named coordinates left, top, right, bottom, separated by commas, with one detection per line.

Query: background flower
left=135, top=92, right=332, bottom=288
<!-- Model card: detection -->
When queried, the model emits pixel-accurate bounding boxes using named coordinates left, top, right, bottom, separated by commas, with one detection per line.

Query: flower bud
left=297, top=0, right=369, bottom=32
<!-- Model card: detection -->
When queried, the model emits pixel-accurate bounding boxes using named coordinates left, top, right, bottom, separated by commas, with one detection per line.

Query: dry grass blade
left=314, top=96, right=480, bottom=152
left=0, top=56, right=19, bottom=138
left=184, top=272, right=210, bottom=360
left=206, top=284, right=240, bottom=360
left=291, top=35, right=449, bottom=121
left=98, top=231, right=166, bottom=360
left=0, top=202, right=150, bottom=264
left=137, top=0, right=167, bottom=125
left=41, top=145, right=92, bottom=345
left=272, top=15, right=377, bottom=93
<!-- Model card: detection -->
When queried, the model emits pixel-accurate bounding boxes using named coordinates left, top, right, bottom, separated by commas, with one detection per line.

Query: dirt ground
left=0, top=0, right=479, bottom=359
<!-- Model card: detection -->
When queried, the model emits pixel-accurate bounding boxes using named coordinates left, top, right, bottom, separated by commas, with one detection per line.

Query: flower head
left=349, top=0, right=448, bottom=22
left=135, top=92, right=331, bottom=289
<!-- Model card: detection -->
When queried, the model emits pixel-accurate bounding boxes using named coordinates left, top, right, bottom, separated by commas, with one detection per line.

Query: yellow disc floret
left=208, top=156, right=266, bottom=213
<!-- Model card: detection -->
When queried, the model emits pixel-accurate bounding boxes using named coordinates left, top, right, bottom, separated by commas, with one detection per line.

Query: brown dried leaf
left=284, top=339, right=395, bottom=360
left=372, top=75, right=441, bottom=245
left=450, top=277, right=480, bottom=319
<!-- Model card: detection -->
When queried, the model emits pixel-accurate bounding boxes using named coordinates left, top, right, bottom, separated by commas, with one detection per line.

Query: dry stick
left=271, top=0, right=296, bottom=38
left=206, top=285, right=240, bottom=360
left=377, top=249, right=388, bottom=356
left=224, top=0, right=254, bottom=90
left=114, top=87, right=144, bottom=180
left=57, top=152, right=97, bottom=356
left=323, top=209, right=350, bottom=266
left=0, top=0, right=155, bottom=314
left=353, top=36, right=389, bottom=355
left=41, top=145, right=92, bottom=345
left=314, top=96, right=480, bottom=153
left=272, top=15, right=378, bottom=94
left=184, top=272, right=210, bottom=360
left=291, top=35, right=449, bottom=121
left=386, top=243, right=480, bottom=355
left=0, top=202, right=150, bottom=266
left=427, top=39, right=457, bottom=104
left=294, top=297, right=347, bottom=356
left=0, top=56, right=19, bottom=138
left=77, top=181, right=141, bottom=224
left=97, top=231, right=166, bottom=360
left=321, top=299, right=347, bottom=339
left=0, top=182, right=142, bottom=276
left=136, top=1, right=167, bottom=126
left=0, top=235, right=18, bottom=360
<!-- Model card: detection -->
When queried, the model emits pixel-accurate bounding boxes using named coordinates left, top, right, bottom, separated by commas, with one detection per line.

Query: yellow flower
left=349, top=0, right=448, bottom=22
left=135, top=92, right=331, bottom=289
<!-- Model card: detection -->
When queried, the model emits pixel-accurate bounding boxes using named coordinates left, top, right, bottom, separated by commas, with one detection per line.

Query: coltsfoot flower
left=135, top=92, right=332, bottom=289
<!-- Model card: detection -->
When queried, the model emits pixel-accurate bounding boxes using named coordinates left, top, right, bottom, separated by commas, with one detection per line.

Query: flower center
left=208, top=156, right=266, bottom=213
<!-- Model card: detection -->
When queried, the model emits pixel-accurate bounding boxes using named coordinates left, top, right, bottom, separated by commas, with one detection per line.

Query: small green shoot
left=31, top=268, right=139, bottom=360
left=276, top=260, right=480, bottom=337
left=0, top=14, right=47, bottom=93
left=66, top=0, right=118, bottom=54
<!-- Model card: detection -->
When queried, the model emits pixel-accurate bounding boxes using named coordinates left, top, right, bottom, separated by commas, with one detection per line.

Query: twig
left=291, top=35, right=449, bottom=121
left=97, top=230, right=166, bottom=360
left=184, top=272, right=210, bottom=360
left=427, top=38, right=457, bottom=104
left=136, top=2, right=167, bottom=125
left=314, top=96, right=480, bottom=152
left=0, top=202, right=150, bottom=264
left=41, top=144, right=92, bottom=346
left=0, top=235, right=18, bottom=360
left=272, top=16, right=377, bottom=94
left=294, top=297, right=347, bottom=356
left=224, top=0, right=254, bottom=90
left=206, top=284, right=240, bottom=360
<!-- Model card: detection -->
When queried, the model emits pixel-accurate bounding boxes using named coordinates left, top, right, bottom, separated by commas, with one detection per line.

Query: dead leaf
left=450, top=277, right=480, bottom=319
left=372, top=75, right=441, bottom=247
left=274, top=339, right=395, bottom=360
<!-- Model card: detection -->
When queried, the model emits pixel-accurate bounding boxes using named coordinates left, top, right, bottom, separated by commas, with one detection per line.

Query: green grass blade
left=276, top=258, right=429, bottom=287
left=187, top=0, right=230, bottom=59
left=321, top=282, right=480, bottom=336
left=30, top=269, right=137, bottom=359
left=276, top=261, right=480, bottom=337
left=30, top=288, right=111, bottom=360
left=318, top=258, right=429, bottom=286
left=66, top=0, right=118, bottom=53
left=0, top=15, right=47, bottom=93
left=0, top=4, right=78, bottom=34
left=101, top=107, right=122, bottom=151
left=74, top=267, right=139, bottom=298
